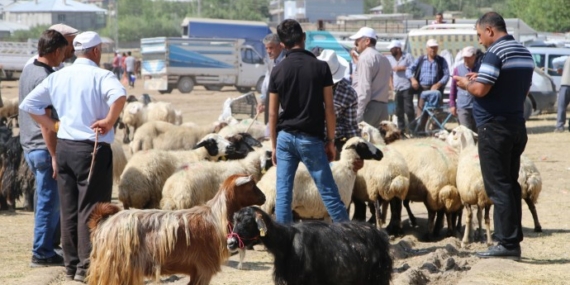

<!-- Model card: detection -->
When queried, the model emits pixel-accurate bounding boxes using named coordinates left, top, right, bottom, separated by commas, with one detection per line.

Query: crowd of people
left=6, top=9, right=569, bottom=283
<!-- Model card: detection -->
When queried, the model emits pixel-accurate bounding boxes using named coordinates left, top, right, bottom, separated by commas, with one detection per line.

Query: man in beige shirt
left=555, top=56, right=570, bottom=132
left=350, top=27, right=392, bottom=127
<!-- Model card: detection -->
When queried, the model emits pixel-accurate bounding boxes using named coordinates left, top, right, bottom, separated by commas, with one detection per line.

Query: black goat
left=0, top=135, right=34, bottom=211
left=228, top=207, right=393, bottom=285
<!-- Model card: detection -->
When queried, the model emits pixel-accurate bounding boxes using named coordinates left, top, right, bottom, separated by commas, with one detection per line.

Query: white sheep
left=110, top=139, right=127, bottom=184
left=388, top=137, right=462, bottom=239
left=118, top=134, right=234, bottom=209
left=0, top=98, right=18, bottom=119
left=121, top=100, right=179, bottom=144
left=446, top=126, right=542, bottom=247
left=257, top=137, right=383, bottom=221
left=147, top=101, right=177, bottom=124
left=217, top=118, right=266, bottom=140
left=160, top=149, right=266, bottom=210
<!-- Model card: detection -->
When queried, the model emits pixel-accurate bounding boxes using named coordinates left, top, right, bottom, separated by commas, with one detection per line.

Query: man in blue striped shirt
left=454, top=12, right=534, bottom=261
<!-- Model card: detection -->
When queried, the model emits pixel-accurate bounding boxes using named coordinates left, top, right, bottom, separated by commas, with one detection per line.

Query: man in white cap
left=19, top=31, right=126, bottom=282
left=317, top=49, right=359, bottom=156
left=349, top=27, right=393, bottom=127
left=386, top=40, right=415, bottom=131
left=450, top=46, right=479, bottom=131
left=406, top=39, right=449, bottom=97
left=25, top=23, right=79, bottom=68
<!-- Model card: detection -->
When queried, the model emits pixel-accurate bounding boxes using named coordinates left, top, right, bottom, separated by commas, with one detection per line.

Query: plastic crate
left=230, top=92, right=257, bottom=118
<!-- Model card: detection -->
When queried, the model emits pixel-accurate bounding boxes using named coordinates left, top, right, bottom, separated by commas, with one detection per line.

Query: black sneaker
left=30, top=254, right=64, bottom=268
left=74, top=271, right=86, bottom=283
left=476, top=244, right=521, bottom=261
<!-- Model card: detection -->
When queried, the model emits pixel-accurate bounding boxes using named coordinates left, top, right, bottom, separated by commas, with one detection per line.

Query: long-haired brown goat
left=87, top=174, right=266, bottom=285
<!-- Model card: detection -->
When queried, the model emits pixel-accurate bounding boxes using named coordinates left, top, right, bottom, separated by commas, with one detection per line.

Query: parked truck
left=141, top=37, right=266, bottom=94
left=181, top=17, right=271, bottom=58
left=0, top=39, right=37, bottom=80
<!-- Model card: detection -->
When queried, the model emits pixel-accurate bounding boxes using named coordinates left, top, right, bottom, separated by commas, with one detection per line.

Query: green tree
left=504, top=0, right=570, bottom=32
left=5, top=25, right=50, bottom=41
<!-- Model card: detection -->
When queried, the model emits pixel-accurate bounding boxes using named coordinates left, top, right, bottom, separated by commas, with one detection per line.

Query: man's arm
left=91, top=96, right=126, bottom=135
left=40, top=108, right=57, bottom=157
left=355, top=56, right=372, bottom=121
left=438, top=57, right=450, bottom=86
left=258, top=69, right=271, bottom=113
left=268, top=92, right=279, bottom=165
left=405, top=58, right=417, bottom=79
left=449, top=67, right=458, bottom=107
left=323, top=85, right=336, bottom=162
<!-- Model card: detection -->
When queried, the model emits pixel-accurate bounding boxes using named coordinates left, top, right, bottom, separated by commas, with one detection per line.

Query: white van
left=405, top=24, right=556, bottom=119
left=527, top=47, right=570, bottom=91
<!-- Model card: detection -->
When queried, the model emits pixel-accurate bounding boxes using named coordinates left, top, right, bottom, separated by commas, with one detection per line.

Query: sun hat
left=317, top=49, right=349, bottom=83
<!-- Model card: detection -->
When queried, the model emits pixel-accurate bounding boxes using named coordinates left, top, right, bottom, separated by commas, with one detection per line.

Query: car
left=527, top=47, right=570, bottom=91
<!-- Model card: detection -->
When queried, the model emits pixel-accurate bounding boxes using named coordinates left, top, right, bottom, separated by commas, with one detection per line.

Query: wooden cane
left=87, top=128, right=100, bottom=185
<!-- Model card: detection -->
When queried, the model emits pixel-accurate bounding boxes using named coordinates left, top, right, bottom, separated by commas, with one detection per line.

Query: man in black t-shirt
left=267, top=19, right=349, bottom=224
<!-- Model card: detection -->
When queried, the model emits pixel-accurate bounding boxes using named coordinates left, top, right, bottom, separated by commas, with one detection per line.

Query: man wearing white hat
left=406, top=38, right=450, bottom=98
left=20, top=31, right=126, bottom=282
left=349, top=27, right=393, bottom=127
left=25, top=23, right=79, bottom=68
left=317, top=49, right=359, bottom=156
left=450, top=46, right=479, bottom=131
left=387, top=40, right=415, bottom=131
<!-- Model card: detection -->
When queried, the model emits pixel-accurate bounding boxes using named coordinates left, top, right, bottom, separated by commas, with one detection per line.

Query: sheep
left=129, top=121, right=223, bottom=154
left=388, top=137, right=462, bottom=239
left=88, top=174, right=266, bottom=285
left=0, top=135, right=34, bottom=211
left=217, top=118, right=266, bottom=141
left=121, top=99, right=177, bottom=144
left=147, top=101, right=177, bottom=124
left=161, top=149, right=268, bottom=211
left=446, top=126, right=542, bottom=247
left=0, top=98, right=18, bottom=121
left=118, top=133, right=255, bottom=210
left=227, top=206, right=393, bottom=285
left=110, top=139, right=127, bottom=184
left=257, top=136, right=383, bottom=220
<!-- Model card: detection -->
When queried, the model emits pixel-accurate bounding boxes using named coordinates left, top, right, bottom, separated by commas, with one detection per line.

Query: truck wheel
left=256, top=77, right=265, bottom=92
left=177, top=77, right=194, bottom=94
left=236, top=86, right=251, bottom=93
left=523, top=96, right=533, bottom=120
left=205, top=85, right=223, bottom=91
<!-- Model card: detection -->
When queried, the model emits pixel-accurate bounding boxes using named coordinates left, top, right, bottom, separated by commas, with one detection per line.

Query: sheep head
left=227, top=206, right=270, bottom=250
left=446, top=126, right=477, bottom=152
left=193, top=133, right=232, bottom=159
left=358, top=121, right=385, bottom=145
left=378, top=120, right=403, bottom=144
left=341, top=137, right=383, bottom=162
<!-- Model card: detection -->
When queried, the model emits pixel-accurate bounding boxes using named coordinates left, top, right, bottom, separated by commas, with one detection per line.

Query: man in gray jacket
left=350, top=27, right=393, bottom=127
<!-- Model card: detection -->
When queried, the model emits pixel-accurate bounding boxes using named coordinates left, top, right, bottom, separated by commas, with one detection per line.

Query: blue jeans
left=275, top=131, right=349, bottom=224
left=25, top=149, right=60, bottom=259
left=556, top=86, right=570, bottom=130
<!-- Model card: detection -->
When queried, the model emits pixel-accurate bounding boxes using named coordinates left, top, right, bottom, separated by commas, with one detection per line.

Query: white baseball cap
left=317, top=49, right=349, bottom=84
left=349, top=27, right=377, bottom=40
left=49, top=23, right=78, bottom=36
left=73, top=31, right=102, bottom=51
left=462, top=46, right=477, bottom=57
left=387, top=40, right=403, bottom=50
left=426, top=39, right=439, bottom=47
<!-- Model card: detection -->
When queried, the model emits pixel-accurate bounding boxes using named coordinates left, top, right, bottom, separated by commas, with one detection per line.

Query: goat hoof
left=534, top=226, right=542, bottom=233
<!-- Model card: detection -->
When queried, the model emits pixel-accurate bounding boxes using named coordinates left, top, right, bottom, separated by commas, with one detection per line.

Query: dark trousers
left=478, top=121, right=527, bottom=249
left=264, top=96, right=270, bottom=124
left=127, top=71, right=135, bottom=87
left=56, top=139, right=113, bottom=276
left=395, top=88, right=415, bottom=130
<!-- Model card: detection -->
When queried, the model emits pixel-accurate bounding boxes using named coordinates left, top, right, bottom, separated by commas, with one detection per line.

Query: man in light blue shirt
left=19, top=31, right=126, bottom=282
left=386, top=40, right=415, bottom=131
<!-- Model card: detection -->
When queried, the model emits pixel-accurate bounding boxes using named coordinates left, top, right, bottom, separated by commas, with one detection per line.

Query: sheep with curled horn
left=88, top=174, right=266, bottom=285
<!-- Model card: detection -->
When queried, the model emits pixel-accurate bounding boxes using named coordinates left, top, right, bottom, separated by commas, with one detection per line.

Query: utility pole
left=114, top=0, right=119, bottom=51
left=198, top=0, right=201, bottom=17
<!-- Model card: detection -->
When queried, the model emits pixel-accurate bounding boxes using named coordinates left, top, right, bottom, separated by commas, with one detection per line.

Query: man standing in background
left=449, top=46, right=479, bottom=131
left=125, top=51, right=136, bottom=88
left=350, top=27, right=392, bottom=127
left=258, top=33, right=285, bottom=124
left=386, top=40, right=414, bottom=131
left=554, top=56, right=570, bottom=132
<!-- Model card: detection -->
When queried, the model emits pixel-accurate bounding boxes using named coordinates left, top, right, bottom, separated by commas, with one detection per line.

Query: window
left=547, top=54, right=568, bottom=76
left=58, top=14, right=66, bottom=22
left=531, top=53, right=545, bottom=70
left=241, top=48, right=254, bottom=64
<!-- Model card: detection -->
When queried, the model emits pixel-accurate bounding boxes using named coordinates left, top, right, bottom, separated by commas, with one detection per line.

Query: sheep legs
left=351, top=199, right=367, bottom=222
left=403, top=199, right=417, bottom=227
left=461, top=204, right=473, bottom=248
left=385, top=198, right=404, bottom=236
left=484, top=205, right=493, bottom=246
left=237, top=248, right=246, bottom=270
left=524, top=197, right=542, bottom=232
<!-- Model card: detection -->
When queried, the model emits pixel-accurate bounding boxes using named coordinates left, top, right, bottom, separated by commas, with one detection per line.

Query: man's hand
left=450, top=106, right=457, bottom=116
left=352, top=158, right=364, bottom=172
left=256, top=103, right=265, bottom=114
left=271, top=148, right=277, bottom=166
left=430, top=83, right=441, bottom=91
left=411, top=78, right=419, bottom=90
left=51, top=156, right=58, bottom=179
left=465, top=72, right=478, bottom=81
left=453, top=75, right=470, bottom=89
left=325, top=142, right=336, bottom=162
left=90, top=118, right=114, bottom=135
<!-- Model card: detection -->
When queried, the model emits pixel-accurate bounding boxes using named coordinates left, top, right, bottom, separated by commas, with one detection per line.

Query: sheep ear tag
left=255, top=215, right=267, bottom=237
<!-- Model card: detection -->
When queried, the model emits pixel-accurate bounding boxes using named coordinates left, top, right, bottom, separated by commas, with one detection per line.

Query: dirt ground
left=1, top=79, right=569, bottom=285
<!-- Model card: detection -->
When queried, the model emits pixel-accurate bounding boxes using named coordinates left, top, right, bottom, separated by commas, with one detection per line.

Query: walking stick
left=87, top=128, right=100, bottom=185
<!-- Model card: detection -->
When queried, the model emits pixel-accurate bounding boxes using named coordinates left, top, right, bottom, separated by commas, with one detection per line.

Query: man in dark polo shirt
left=267, top=19, right=349, bottom=224
left=454, top=12, right=534, bottom=261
